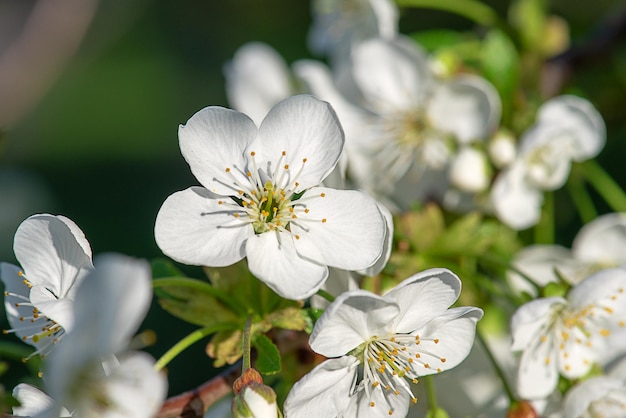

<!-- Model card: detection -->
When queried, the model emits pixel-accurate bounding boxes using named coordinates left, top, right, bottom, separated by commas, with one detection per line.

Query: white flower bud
left=449, top=147, right=490, bottom=193
left=488, top=130, right=517, bottom=168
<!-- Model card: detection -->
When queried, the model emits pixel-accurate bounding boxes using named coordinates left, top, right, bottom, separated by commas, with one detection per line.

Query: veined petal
left=357, top=202, right=393, bottom=277
left=154, top=187, right=252, bottom=267
left=557, top=333, right=594, bottom=379
left=491, top=162, right=543, bottom=230
left=411, top=307, right=483, bottom=375
left=567, top=268, right=626, bottom=311
left=178, top=106, right=256, bottom=196
left=427, top=75, right=501, bottom=144
left=349, top=383, right=410, bottom=418
left=245, top=231, right=328, bottom=300
left=510, top=297, right=565, bottom=351
left=70, top=254, right=153, bottom=356
left=563, top=376, right=623, bottom=418
left=253, top=95, right=344, bottom=191
left=291, top=187, right=385, bottom=271
left=383, top=268, right=462, bottom=333
left=352, top=37, right=432, bottom=113
left=224, top=42, right=292, bottom=126
left=283, top=357, right=358, bottom=418
left=310, top=290, right=399, bottom=357
left=572, top=212, right=626, bottom=266
left=516, top=335, right=559, bottom=399
left=12, top=384, right=68, bottom=417
left=93, top=352, right=167, bottom=418
left=14, top=214, right=92, bottom=298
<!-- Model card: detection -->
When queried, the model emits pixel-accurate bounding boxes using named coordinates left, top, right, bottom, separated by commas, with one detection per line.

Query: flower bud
left=232, top=368, right=280, bottom=418
left=488, top=130, right=517, bottom=168
left=449, top=147, right=490, bottom=193
left=507, top=400, right=539, bottom=418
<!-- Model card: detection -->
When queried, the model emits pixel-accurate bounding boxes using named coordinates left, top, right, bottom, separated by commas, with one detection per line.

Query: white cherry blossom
left=511, top=268, right=626, bottom=400
left=1, top=214, right=93, bottom=359
left=154, top=95, right=387, bottom=300
left=283, top=268, right=483, bottom=417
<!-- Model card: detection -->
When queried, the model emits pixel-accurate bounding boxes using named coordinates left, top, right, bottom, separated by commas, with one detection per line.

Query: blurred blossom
left=154, top=95, right=387, bottom=300
left=308, top=0, right=398, bottom=61
left=508, top=212, right=626, bottom=295
left=1, top=214, right=93, bottom=359
left=488, top=130, right=517, bottom=169
left=511, top=268, right=626, bottom=400
left=491, top=95, right=606, bottom=230
left=449, top=147, right=491, bottom=193
left=284, top=268, right=482, bottom=417
left=12, top=253, right=167, bottom=418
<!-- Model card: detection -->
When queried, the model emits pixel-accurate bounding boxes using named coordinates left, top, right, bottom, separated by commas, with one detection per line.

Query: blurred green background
left=1, top=0, right=625, bottom=397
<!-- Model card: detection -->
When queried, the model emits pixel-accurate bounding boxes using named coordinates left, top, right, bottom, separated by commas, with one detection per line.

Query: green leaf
left=150, top=258, right=186, bottom=279
left=411, top=30, right=465, bottom=52
left=154, top=277, right=241, bottom=326
left=266, top=306, right=308, bottom=332
left=481, top=29, right=519, bottom=122
left=508, top=0, right=546, bottom=52
left=253, top=334, right=281, bottom=375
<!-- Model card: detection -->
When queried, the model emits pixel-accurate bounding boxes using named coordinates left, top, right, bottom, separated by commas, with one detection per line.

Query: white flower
left=563, top=376, right=626, bottom=418
left=308, top=0, right=398, bottom=60
left=283, top=268, right=483, bottom=417
left=224, top=42, right=294, bottom=126
left=491, top=95, right=605, bottom=230
left=449, top=147, right=491, bottom=193
left=1, top=214, right=93, bottom=358
left=511, top=268, right=626, bottom=400
left=508, top=213, right=626, bottom=295
left=154, top=95, right=387, bottom=300
left=14, top=253, right=168, bottom=418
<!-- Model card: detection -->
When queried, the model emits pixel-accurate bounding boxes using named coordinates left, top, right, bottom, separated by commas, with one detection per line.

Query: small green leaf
left=508, top=0, right=546, bottom=52
left=206, top=330, right=244, bottom=367
left=150, top=258, right=186, bottom=279
left=154, top=277, right=241, bottom=327
left=481, top=29, right=519, bottom=123
left=253, top=334, right=281, bottom=375
left=411, top=30, right=465, bottom=52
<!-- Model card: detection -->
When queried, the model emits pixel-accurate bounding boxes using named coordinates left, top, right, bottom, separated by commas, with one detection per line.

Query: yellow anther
left=295, top=235, right=300, bottom=240
left=225, top=167, right=231, bottom=172
left=302, top=158, right=307, bottom=163
left=251, top=151, right=256, bottom=156
left=434, top=339, right=439, bottom=344
left=321, top=218, right=327, bottom=223
left=424, top=363, right=430, bottom=368
left=304, top=208, right=310, bottom=213
left=370, top=402, right=375, bottom=407
left=441, top=358, right=446, bottom=363
left=415, top=353, right=421, bottom=358
left=281, top=151, right=286, bottom=156
left=600, top=329, right=611, bottom=337
left=284, top=164, right=289, bottom=170
left=320, top=193, right=326, bottom=197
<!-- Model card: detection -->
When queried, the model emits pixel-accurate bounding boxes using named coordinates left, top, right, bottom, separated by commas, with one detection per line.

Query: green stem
left=476, top=329, right=516, bottom=403
left=581, top=160, right=626, bottom=212
left=566, top=174, right=597, bottom=224
left=154, top=323, right=237, bottom=371
left=534, top=191, right=554, bottom=244
left=424, top=375, right=439, bottom=415
left=396, top=0, right=501, bottom=27
left=316, top=289, right=335, bottom=303
left=242, top=315, right=252, bottom=371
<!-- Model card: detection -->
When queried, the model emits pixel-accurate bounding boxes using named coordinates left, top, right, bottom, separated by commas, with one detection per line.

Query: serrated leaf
left=254, top=334, right=281, bottom=375
left=154, top=277, right=241, bottom=327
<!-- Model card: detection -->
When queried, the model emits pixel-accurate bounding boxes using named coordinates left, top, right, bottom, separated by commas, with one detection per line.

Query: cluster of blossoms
left=2, top=0, right=625, bottom=417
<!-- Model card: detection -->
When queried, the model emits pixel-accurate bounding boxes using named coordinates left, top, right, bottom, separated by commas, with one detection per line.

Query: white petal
left=510, top=297, right=565, bottom=351
left=449, top=147, right=490, bottom=193
left=14, top=214, right=92, bottom=298
left=490, top=162, right=543, bottom=230
left=567, top=268, right=626, bottom=310
left=563, top=376, right=622, bottom=418
left=291, top=187, right=386, bottom=271
left=245, top=231, right=328, bottom=300
left=572, top=212, right=626, bottom=266
left=70, top=254, right=153, bottom=356
left=283, top=357, right=358, bottom=418
left=178, top=106, right=256, bottom=196
left=349, top=383, right=410, bottom=418
left=154, top=187, right=252, bottom=267
left=516, top=335, right=559, bottom=399
left=536, top=95, right=606, bottom=161
left=383, top=268, right=462, bottom=333
left=519, top=123, right=573, bottom=189
left=357, top=201, right=393, bottom=276
left=12, top=384, right=56, bottom=417
left=412, top=307, right=483, bottom=375
left=558, top=333, right=594, bottom=379
left=29, top=285, right=75, bottom=331
left=1, top=263, right=38, bottom=338
left=224, top=42, right=292, bottom=126
left=310, top=290, right=399, bottom=357
left=428, top=75, right=501, bottom=144
left=352, top=37, right=432, bottom=113
left=95, top=352, right=167, bottom=418
left=253, top=95, right=344, bottom=191
left=241, top=386, right=278, bottom=418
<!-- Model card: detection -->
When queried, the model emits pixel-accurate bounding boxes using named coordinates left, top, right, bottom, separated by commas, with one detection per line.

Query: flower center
left=217, top=151, right=327, bottom=237
left=2, top=271, right=64, bottom=360
left=355, top=333, right=447, bottom=415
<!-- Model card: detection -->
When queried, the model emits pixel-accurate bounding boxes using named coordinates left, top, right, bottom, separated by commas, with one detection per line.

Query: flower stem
left=535, top=191, right=554, bottom=244
left=316, top=288, right=335, bottom=303
left=424, top=375, right=439, bottom=414
left=566, top=173, right=597, bottom=223
left=396, top=0, right=500, bottom=27
left=476, top=329, right=516, bottom=403
left=580, top=160, right=626, bottom=212
left=242, top=315, right=252, bottom=371
left=155, top=323, right=238, bottom=371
